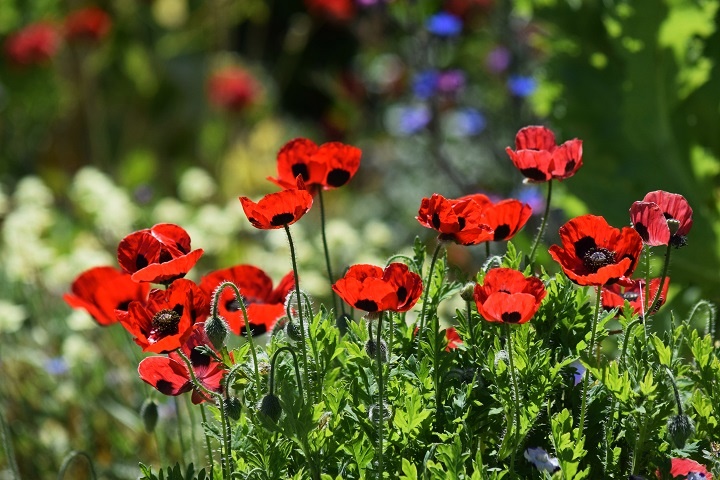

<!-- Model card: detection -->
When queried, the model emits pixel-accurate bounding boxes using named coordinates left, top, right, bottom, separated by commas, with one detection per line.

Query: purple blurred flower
left=513, top=185, right=545, bottom=214
left=486, top=46, right=511, bottom=74
left=412, top=70, right=440, bottom=99
left=426, top=12, right=462, bottom=37
left=507, top=75, right=537, bottom=97
left=570, top=360, right=585, bottom=386
left=386, top=104, right=431, bottom=136
left=437, top=69, right=466, bottom=94
left=445, top=108, right=486, bottom=137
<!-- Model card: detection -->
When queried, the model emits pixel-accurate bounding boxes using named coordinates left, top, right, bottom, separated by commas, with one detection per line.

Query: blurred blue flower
left=437, top=69, right=466, bottom=94
left=445, top=108, right=486, bottom=137
left=507, top=75, right=537, bottom=97
left=45, top=357, right=69, bottom=376
left=524, top=447, right=561, bottom=474
left=385, top=104, right=431, bottom=136
left=514, top=185, right=545, bottom=214
left=426, top=12, right=462, bottom=37
left=412, top=70, right=440, bottom=99
left=485, top=46, right=511, bottom=74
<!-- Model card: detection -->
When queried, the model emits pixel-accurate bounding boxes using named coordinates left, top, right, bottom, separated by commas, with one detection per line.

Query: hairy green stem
left=200, top=404, right=216, bottom=477
left=269, top=346, right=304, bottom=400
left=174, top=396, right=187, bottom=468
left=650, top=243, right=673, bottom=315
left=417, top=243, right=443, bottom=352
left=505, top=323, right=521, bottom=477
left=376, top=312, right=386, bottom=480
left=528, top=180, right=553, bottom=266
left=663, top=365, right=683, bottom=416
left=284, top=224, right=312, bottom=404
left=578, top=287, right=602, bottom=445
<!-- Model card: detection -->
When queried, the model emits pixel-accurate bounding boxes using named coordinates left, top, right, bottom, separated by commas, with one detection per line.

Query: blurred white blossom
left=0, top=300, right=28, bottom=334
left=178, top=167, right=217, bottom=204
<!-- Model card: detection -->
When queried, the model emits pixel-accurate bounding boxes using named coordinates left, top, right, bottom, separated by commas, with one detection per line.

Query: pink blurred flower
left=4, top=22, right=60, bottom=66
left=207, top=67, right=260, bottom=112
left=64, top=7, right=112, bottom=43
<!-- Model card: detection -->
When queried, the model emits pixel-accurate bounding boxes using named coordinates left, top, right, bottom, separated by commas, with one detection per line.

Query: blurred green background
left=1, top=0, right=718, bottom=478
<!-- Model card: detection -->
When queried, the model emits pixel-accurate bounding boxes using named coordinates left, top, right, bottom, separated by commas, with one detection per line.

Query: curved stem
left=528, top=180, right=553, bottom=266
left=504, top=323, right=521, bottom=477
left=620, top=319, right=643, bottom=368
left=269, top=346, right=304, bottom=400
left=57, top=450, right=97, bottom=480
left=176, top=349, right=223, bottom=402
left=376, top=312, right=385, bottom=480
left=417, top=243, right=443, bottom=352
left=578, top=287, right=602, bottom=445
left=199, top=404, right=215, bottom=476
left=385, top=254, right=418, bottom=271
left=318, top=190, right=341, bottom=315
left=212, top=281, right=261, bottom=393
left=663, top=365, right=683, bottom=416
left=284, top=224, right=312, bottom=404
left=650, top=243, right=672, bottom=315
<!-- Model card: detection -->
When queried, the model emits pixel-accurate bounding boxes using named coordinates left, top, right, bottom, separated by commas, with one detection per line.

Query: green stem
left=663, top=365, right=683, bottom=416
left=269, top=346, right=304, bottom=400
left=174, top=397, right=187, bottom=468
left=642, top=245, right=651, bottom=343
left=578, top=287, right=602, bottom=446
left=649, top=243, right=672, bottom=315
left=0, top=405, right=20, bottom=480
left=318, top=189, right=341, bottom=315
left=57, top=450, right=97, bottom=480
left=417, top=243, right=443, bottom=352
left=212, top=281, right=261, bottom=394
left=219, top=397, right=232, bottom=480
left=504, top=323, right=521, bottom=477
left=200, top=404, right=216, bottom=477
left=620, top=319, right=643, bottom=368
left=485, top=241, right=490, bottom=260
left=528, top=180, right=553, bottom=266
left=284, top=224, right=312, bottom=404
left=376, top=312, right=386, bottom=480
left=467, top=300, right=477, bottom=358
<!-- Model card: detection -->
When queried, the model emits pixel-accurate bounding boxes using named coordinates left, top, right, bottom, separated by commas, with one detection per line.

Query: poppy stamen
left=151, top=308, right=182, bottom=336
left=583, top=248, right=616, bottom=272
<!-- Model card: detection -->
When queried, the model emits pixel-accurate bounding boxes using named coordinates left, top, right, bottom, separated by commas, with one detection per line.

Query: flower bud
left=285, top=321, right=304, bottom=343
left=460, top=282, right=476, bottom=302
left=140, top=398, right=159, bottom=433
left=224, top=396, right=242, bottom=421
left=205, top=314, right=228, bottom=350
left=666, top=218, right=681, bottom=235
left=364, top=338, right=388, bottom=362
left=667, top=414, right=695, bottom=449
left=259, top=393, right=282, bottom=422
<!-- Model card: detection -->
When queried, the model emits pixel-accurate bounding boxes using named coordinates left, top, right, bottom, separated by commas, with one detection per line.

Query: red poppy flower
left=460, top=194, right=532, bottom=241
left=64, top=7, right=112, bottom=42
left=240, top=183, right=313, bottom=230
left=473, top=268, right=546, bottom=324
left=200, top=265, right=294, bottom=336
left=268, top=138, right=362, bottom=193
left=117, top=279, right=209, bottom=353
left=382, top=262, right=423, bottom=312
left=4, top=22, right=60, bottom=66
left=630, top=190, right=693, bottom=248
left=657, top=457, right=713, bottom=479
left=505, top=125, right=583, bottom=182
left=549, top=215, right=643, bottom=287
left=417, top=193, right=493, bottom=245
left=138, top=323, right=226, bottom=404
left=333, top=263, right=422, bottom=313
left=117, top=223, right=204, bottom=284
left=63, top=266, right=150, bottom=326
left=602, top=277, right=670, bottom=316
left=208, top=66, right=260, bottom=112
left=445, top=327, right=463, bottom=350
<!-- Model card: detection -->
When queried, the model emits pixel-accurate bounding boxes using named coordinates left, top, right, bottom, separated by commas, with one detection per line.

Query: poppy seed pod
left=667, top=414, right=695, bottom=449
left=364, top=338, right=388, bottom=362
left=140, top=399, right=159, bottom=433
left=224, top=397, right=242, bottom=421
left=205, top=314, right=228, bottom=350
left=285, top=321, right=304, bottom=343
left=259, top=393, right=282, bottom=422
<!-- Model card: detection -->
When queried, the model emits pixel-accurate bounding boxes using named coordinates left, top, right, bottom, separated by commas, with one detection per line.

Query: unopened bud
left=224, top=397, right=242, bottom=421
left=666, top=218, right=681, bottom=235
left=140, top=398, right=159, bottom=433
left=285, top=321, right=304, bottom=342
left=667, top=414, right=694, bottom=449
left=205, top=315, right=228, bottom=350
left=460, top=283, right=476, bottom=302
left=259, top=393, right=282, bottom=422
left=364, top=338, right=388, bottom=362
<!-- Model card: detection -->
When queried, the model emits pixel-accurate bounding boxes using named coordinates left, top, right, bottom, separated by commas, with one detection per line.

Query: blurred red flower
left=117, top=223, right=204, bottom=284
left=207, top=66, right=260, bottom=112
left=458, top=193, right=532, bottom=241
left=549, top=215, right=643, bottom=286
left=63, top=266, right=150, bottom=326
left=416, top=193, right=493, bottom=245
left=268, top=138, right=362, bottom=193
left=240, top=182, right=313, bottom=229
left=473, top=268, right=546, bottom=324
left=117, top=279, right=208, bottom=353
left=304, top=0, right=355, bottom=22
left=4, top=22, right=60, bottom=66
left=332, top=263, right=422, bottom=313
left=658, top=457, right=713, bottom=479
left=602, top=277, right=670, bottom=316
left=138, top=323, right=226, bottom=404
left=505, top=125, right=583, bottom=182
left=630, top=190, right=693, bottom=248
left=200, top=265, right=294, bottom=336
left=64, top=7, right=112, bottom=42
left=445, top=327, right=463, bottom=350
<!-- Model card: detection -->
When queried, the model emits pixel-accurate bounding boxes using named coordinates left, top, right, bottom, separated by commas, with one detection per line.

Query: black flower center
left=633, top=222, right=650, bottom=242
left=520, top=167, right=546, bottom=182
left=582, top=248, right=616, bottom=273
left=396, top=286, right=408, bottom=303
left=151, top=307, right=183, bottom=336
left=457, top=217, right=466, bottom=230
left=326, top=168, right=351, bottom=187
left=355, top=299, right=378, bottom=312
left=564, top=160, right=576, bottom=173
left=159, top=248, right=173, bottom=264
left=291, top=163, right=310, bottom=181
left=136, top=254, right=149, bottom=270
left=501, top=311, right=521, bottom=323
left=271, top=212, right=295, bottom=226
left=431, top=212, right=441, bottom=230
left=493, top=224, right=510, bottom=241
left=116, top=300, right=131, bottom=311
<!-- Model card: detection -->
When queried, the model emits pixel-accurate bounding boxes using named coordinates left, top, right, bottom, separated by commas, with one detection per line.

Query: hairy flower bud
left=224, top=397, right=242, bottom=421
left=140, top=398, right=159, bottom=433
left=205, top=314, right=229, bottom=350
left=365, top=338, right=388, bottom=362
left=667, top=414, right=695, bottom=449
left=285, top=321, right=304, bottom=342
left=460, top=282, right=476, bottom=302
left=259, top=393, right=282, bottom=422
